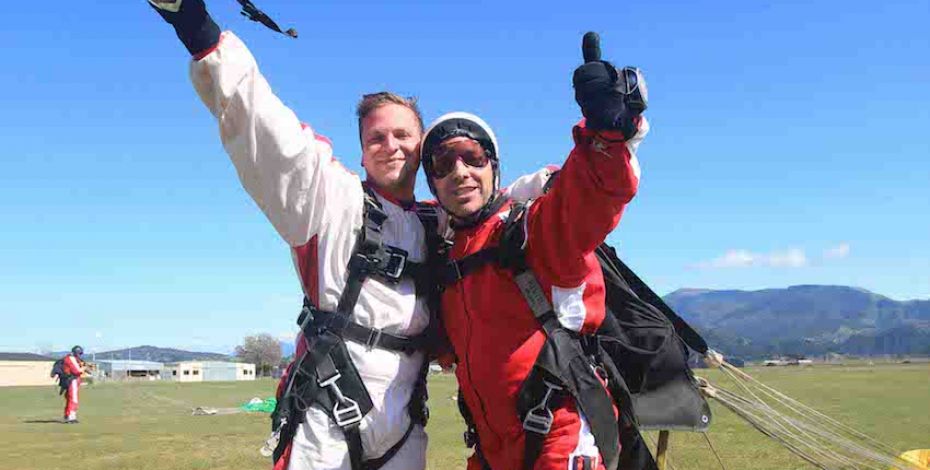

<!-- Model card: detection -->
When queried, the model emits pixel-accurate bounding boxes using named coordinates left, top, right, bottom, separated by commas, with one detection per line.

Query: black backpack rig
left=50, top=358, right=75, bottom=395
left=437, top=200, right=712, bottom=470
left=268, top=185, right=444, bottom=470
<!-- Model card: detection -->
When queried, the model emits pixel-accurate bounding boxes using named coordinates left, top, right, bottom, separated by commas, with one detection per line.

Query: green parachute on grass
left=239, top=397, right=277, bottom=414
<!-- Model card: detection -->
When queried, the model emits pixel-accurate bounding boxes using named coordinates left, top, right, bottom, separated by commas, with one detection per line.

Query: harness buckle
left=259, top=419, right=284, bottom=457
left=318, top=370, right=364, bottom=427
left=383, top=247, right=407, bottom=281
left=523, top=381, right=562, bottom=435
left=333, top=397, right=363, bottom=427
left=365, top=328, right=383, bottom=352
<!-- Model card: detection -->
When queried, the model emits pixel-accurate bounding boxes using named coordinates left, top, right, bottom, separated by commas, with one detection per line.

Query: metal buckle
left=385, top=249, right=407, bottom=280
left=259, top=419, right=284, bottom=457
left=333, top=398, right=363, bottom=427
left=318, top=371, right=363, bottom=427
left=523, top=381, right=562, bottom=435
left=523, top=407, right=554, bottom=434
left=365, top=328, right=383, bottom=352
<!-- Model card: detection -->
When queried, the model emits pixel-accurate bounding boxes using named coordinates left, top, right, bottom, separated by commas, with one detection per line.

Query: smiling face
left=360, top=103, right=422, bottom=200
left=430, top=137, right=495, bottom=218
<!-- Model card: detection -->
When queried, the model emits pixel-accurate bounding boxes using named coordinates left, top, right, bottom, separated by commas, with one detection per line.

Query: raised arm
left=527, top=32, right=649, bottom=285
left=149, top=0, right=361, bottom=247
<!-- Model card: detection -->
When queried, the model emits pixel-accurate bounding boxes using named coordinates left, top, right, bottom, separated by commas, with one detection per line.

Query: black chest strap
left=299, top=301, right=426, bottom=355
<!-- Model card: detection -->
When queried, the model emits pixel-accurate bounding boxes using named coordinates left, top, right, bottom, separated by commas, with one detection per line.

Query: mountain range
left=663, top=285, right=930, bottom=359
left=69, top=345, right=231, bottom=363
left=44, top=286, right=928, bottom=363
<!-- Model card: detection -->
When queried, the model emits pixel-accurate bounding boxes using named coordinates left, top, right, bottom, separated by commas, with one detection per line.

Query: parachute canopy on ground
left=895, top=449, right=930, bottom=470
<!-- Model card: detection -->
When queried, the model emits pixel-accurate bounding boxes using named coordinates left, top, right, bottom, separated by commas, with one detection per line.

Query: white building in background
left=164, top=361, right=255, bottom=382
left=164, top=361, right=203, bottom=382
left=97, top=360, right=164, bottom=381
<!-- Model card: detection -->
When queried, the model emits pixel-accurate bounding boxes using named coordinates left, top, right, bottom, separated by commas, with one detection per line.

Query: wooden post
left=656, top=430, right=670, bottom=470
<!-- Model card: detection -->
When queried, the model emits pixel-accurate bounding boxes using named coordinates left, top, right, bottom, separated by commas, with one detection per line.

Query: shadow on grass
left=22, top=419, right=66, bottom=424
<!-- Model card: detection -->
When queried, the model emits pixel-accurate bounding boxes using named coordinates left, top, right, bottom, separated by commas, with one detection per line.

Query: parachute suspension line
left=716, top=362, right=894, bottom=467
left=719, top=361, right=898, bottom=455
left=701, top=432, right=728, bottom=470
left=718, top=365, right=858, bottom=467
left=715, top=363, right=914, bottom=469
left=697, top=359, right=925, bottom=470
left=704, top=380, right=851, bottom=470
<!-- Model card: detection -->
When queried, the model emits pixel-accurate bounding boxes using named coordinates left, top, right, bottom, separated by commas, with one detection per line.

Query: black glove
left=572, top=32, right=648, bottom=139
left=149, top=0, right=221, bottom=55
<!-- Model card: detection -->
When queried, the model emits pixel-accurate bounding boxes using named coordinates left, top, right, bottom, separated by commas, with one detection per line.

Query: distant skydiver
left=56, top=346, right=88, bottom=423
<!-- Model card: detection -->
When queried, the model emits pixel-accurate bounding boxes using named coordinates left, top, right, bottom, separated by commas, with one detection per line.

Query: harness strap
left=361, top=420, right=416, bottom=470
left=437, top=248, right=500, bottom=286
left=458, top=390, right=494, bottom=470
left=301, top=303, right=427, bottom=355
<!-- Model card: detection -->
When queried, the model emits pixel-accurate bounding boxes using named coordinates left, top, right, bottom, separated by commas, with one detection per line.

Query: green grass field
left=1, top=363, right=927, bottom=470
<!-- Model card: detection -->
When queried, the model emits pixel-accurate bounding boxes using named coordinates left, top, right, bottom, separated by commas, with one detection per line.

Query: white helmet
left=420, top=112, right=500, bottom=195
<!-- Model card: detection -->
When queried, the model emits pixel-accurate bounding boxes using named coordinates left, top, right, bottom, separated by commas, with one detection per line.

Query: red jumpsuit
left=441, top=119, right=648, bottom=470
left=62, top=354, right=83, bottom=421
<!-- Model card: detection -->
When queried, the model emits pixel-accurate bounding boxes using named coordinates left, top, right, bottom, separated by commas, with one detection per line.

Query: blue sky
left=1, top=0, right=928, bottom=354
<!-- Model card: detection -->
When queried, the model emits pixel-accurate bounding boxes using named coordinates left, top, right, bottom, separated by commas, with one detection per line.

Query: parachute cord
left=703, top=349, right=724, bottom=369
left=701, top=432, right=728, bottom=470
left=715, top=369, right=885, bottom=468
left=720, top=361, right=898, bottom=456
left=703, top=366, right=924, bottom=470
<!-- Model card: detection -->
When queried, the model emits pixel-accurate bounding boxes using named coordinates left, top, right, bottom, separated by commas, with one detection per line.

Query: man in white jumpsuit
left=148, top=1, right=554, bottom=469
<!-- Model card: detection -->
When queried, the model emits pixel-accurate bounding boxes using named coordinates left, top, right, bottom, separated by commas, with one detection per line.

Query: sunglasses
left=429, top=139, right=490, bottom=179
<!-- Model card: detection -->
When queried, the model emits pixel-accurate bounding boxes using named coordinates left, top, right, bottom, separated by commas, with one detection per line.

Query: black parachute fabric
left=594, top=244, right=712, bottom=432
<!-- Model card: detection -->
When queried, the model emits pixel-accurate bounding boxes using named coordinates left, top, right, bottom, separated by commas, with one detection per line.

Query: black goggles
left=429, top=139, right=490, bottom=179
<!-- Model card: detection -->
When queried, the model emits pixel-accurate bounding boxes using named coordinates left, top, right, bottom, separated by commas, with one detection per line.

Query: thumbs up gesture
left=572, top=32, right=648, bottom=139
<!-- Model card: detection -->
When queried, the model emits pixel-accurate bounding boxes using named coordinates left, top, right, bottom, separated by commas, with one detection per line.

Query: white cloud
left=704, top=249, right=756, bottom=268
left=695, top=247, right=808, bottom=269
left=768, top=248, right=808, bottom=267
left=824, top=243, right=851, bottom=260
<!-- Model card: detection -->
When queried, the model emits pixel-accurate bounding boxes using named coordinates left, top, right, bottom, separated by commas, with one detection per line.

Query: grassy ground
left=1, top=363, right=927, bottom=470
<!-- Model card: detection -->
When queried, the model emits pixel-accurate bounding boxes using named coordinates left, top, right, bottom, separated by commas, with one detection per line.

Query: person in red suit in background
left=61, top=345, right=86, bottom=424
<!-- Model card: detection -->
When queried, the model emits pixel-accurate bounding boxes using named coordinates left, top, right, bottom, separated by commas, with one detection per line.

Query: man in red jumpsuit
left=62, top=345, right=86, bottom=424
left=422, top=34, right=649, bottom=470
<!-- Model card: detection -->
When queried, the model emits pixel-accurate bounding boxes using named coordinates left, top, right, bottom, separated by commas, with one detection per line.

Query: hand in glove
left=572, top=32, right=648, bottom=140
left=148, top=0, right=221, bottom=56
